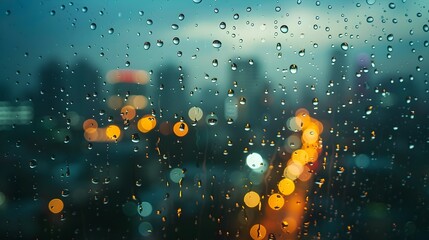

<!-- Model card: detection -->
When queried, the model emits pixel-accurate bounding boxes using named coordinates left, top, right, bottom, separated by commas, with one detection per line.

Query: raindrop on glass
left=29, top=159, right=38, bottom=169
left=280, top=25, right=289, bottom=33
left=90, top=23, right=97, bottom=30
left=212, top=40, right=222, bottom=48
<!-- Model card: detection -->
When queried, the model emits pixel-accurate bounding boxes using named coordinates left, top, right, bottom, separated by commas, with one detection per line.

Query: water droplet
left=90, top=23, right=97, bottom=30
left=276, top=43, right=282, bottom=51
left=139, top=10, right=144, bottom=16
left=125, top=61, right=130, bottom=67
left=366, top=0, right=376, bottom=5
left=193, top=0, right=202, bottom=3
left=212, top=59, right=218, bottom=67
left=172, top=37, right=180, bottom=45
left=61, top=189, right=70, bottom=197
left=146, top=19, right=153, bottom=25
left=227, top=89, right=234, bottom=97
left=312, top=97, right=319, bottom=106
left=219, top=22, right=226, bottom=29
left=144, top=42, right=151, bottom=50
left=82, top=6, right=88, bottom=13
left=206, top=112, right=218, bottom=126
left=367, top=16, right=374, bottom=23
left=298, top=49, right=305, bottom=56
left=156, top=40, right=164, bottom=47
left=366, top=106, right=373, bottom=115
left=171, top=24, right=179, bottom=30
left=108, top=28, right=114, bottom=34
left=29, top=159, right=38, bottom=169
left=423, top=24, right=429, bottom=32
left=387, top=34, right=394, bottom=41
left=50, top=10, right=56, bottom=16
left=290, top=64, right=298, bottom=74
left=233, top=13, right=239, bottom=20
left=212, top=40, right=222, bottom=48
left=341, top=42, right=349, bottom=50
left=178, top=13, right=185, bottom=21
left=5, top=10, right=11, bottom=16
left=239, top=97, right=246, bottom=105
left=131, top=133, right=140, bottom=143
left=388, top=2, right=396, bottom=9
left=275, top=6, right=281, bottom=12
left=280, top=25, right=289, bottom=33
left=64, top=136, right=70, bottom=143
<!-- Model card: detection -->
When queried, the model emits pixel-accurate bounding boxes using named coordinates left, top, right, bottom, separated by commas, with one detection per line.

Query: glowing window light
left=188, top=106, right=203, bottom=121
left=295, top=108, right=311, bottom=129
left=249, top=224, right=267, bottom=240
left=48, top=198, right=64, bottom=214
left=105, top=125, right=121, bottom=140
left=173, top=121, right=189, bottom=137
left=138, top=222, right=153, bottom=237
left=137, top=201, right=153, bottom=217
left=286, top=116, right=303, bottom=132
left=243, top=191, right=260, bottom=208
left=246, top=153, right=264, bottom=169
left=278, top=178, right=295, bottom=196
left=106, top=69, right=149, bottom=84
left=268, top=193, right=285, bottom=210
left=169, top=168, right=185, bottom=183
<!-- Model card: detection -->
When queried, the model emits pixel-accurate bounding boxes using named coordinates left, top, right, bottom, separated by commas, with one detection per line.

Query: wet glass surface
left=0, top=1, right=428, bottom=239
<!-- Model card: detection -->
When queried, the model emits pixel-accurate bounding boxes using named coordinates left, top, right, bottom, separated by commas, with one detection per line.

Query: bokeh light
left=249, top=224, right=267, bottom=240
left=48, top=198, right=64, bottom=214
left=243, top=191, right=260, bottom=208
left=268, top=193, right=285, bottom=210
left=173, top=121, right=189, bottom=137
left=278, top=178, right=295, bottom=196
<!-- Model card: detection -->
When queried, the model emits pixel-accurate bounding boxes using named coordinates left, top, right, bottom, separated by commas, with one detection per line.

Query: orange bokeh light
left=173, top=122, right=189, bottom=137
left=48, top=198, right=64, bottom=214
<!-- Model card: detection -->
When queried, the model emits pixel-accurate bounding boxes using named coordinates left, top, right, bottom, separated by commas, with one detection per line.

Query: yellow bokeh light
left=105, top=125, right=121, bottom=140
left=48, top=198, right=64, bottom=214
left=284, top=161, right=304, bottom=180
left=243, top=191, right=260, bottom=208
left=138, top=115, right=157, bottom=133
left=302, top=127, right=319, bottom=144
left=249, top=224, right=267, bottom=240
left=278, top=178, right=295, bottom=196
left=173, top=122, right=189, bottom=137
left=268, top=193, right=285, bottom=210
left=121, top=105, right=136, bottom=120
left=291, top=149, right=309, bottom=165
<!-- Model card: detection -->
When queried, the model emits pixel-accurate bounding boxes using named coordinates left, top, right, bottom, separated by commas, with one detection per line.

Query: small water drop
left=280, top=25, right=289, bottom=33
left=212, top=40, right=222, bottom=48
left=90, top=23, right=97, bottom=30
